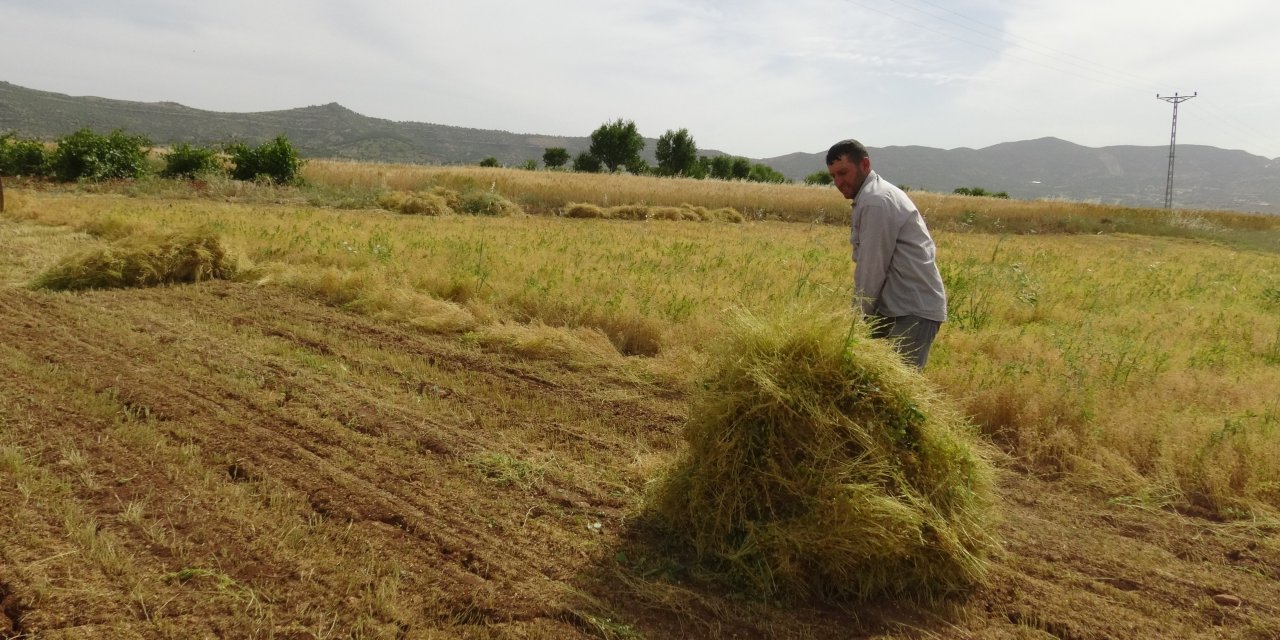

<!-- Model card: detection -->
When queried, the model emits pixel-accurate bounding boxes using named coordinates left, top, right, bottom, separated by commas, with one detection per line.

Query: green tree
left=479, top=157, right=500, bottom=167
left=161, top=143, right=221, bottom=179
left=708, top=155, right=734, bottom=180
left=572, top=151, right=603, bottom=173
left=730, top=157, right=751, bottom=180
left=520, top=159, right=538, bottom=171
left=542, top=147, right=570, bottom=169
left=804, top=170, right=834, bottom=186
left=747, top=163, right=787, bottom=184
left=588, top=118, right=644, bottom=172
left=226, top=135, right=303, bottom=184
left=655, top=128, right=698, bottom=176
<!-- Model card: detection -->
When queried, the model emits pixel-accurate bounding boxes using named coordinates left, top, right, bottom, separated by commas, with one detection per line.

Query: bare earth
left=1, top=280, right=1277, bottom=639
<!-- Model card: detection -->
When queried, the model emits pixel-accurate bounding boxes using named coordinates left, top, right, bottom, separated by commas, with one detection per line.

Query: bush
left=227, top=135, right=303, bottom=184
left=31, top=230, right=236, bottom=291
left=0, top=134, right=50, bottom=177
left=804, top=171, right=834, bottom=186
left=649, top=307, right=995, bottom=601
left=954, top=187, right=1008, bottom=199
left=479, top=157, right=501, bottom=167
left=161, top=143, right=222, bottom=179
left=50, top=128, right=151, bottom=182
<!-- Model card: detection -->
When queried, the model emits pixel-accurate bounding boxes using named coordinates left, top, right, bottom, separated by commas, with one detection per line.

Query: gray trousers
left=869, top=314, right=941, bottom=370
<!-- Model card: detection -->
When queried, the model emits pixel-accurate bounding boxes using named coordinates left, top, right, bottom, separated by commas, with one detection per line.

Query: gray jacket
left=850, top=171, right=947, bottom=322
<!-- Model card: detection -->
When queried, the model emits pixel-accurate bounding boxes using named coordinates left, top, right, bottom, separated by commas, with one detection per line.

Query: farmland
left=1, top=163, right=1279, bottom=638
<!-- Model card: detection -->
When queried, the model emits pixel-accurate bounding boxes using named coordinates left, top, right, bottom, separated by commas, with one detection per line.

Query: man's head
left=826, top=139, right=871, bottom=201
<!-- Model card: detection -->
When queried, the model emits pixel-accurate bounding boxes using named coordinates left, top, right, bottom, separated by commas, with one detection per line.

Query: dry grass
left=29, top=229, right=237, bottom=291
left=649, top=306, right=995, bottom=601
left=4, top=174, right=1279, bottom=521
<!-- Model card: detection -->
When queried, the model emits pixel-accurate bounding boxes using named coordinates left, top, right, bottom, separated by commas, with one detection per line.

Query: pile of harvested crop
left=31, top=230, right=236, bottom=291
left=649, top=307, right=996, bottom=601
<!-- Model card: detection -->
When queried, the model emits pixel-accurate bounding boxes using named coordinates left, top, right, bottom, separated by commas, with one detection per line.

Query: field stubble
left=1, top=168, right=1279, bottom=637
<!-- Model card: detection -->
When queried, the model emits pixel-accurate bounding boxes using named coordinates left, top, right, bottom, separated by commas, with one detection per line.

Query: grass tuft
left=649, top=306, right=996, bottom=602
left=30, top=230, right=237, bottom=291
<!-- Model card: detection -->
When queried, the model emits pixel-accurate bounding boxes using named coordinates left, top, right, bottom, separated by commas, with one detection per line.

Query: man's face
left=827, top=155, right=870, bottom=200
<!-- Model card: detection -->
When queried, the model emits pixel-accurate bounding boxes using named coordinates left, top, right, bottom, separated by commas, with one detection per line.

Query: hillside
left=1, top=80, right=1278, bottom=213
left=764, top=138, right=1280, bottom=214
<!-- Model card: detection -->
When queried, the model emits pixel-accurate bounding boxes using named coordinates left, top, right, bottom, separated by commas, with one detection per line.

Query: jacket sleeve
left=852, top=200, right=902, bottom=316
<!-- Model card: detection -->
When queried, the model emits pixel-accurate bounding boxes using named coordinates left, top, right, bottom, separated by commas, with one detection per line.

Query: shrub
left=649, top=307, right=996, bottom=602
left=804, top=171, right=834, bottom=186
left=227, top=135, right=303, bottom=184
left=31, top=230, right=236, bottom=290
left=50, top=128, right=152, bottom=182
left=161, top=143, right=222, bottom=179
left=0, top=134, right=50, bottom=177
left=479, top=157, right=500, bottom=168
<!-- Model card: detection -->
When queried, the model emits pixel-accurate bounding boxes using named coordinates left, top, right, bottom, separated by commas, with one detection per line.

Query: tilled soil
left=0, top=281, right=1276, bottom=639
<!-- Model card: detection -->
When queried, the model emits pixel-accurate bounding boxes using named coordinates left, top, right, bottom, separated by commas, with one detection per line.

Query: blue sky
left=3, top=0, right=1278, bottom=159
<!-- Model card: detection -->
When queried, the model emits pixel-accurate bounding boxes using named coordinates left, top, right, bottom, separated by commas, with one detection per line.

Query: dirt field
left=1, top=245, right=1278, bottom=637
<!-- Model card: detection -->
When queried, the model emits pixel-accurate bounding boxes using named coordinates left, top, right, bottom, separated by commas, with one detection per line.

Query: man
left=826, top=139, right=947, bottom=369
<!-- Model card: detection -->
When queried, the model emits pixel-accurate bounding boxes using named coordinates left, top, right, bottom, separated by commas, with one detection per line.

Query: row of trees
left=0, top=130, right=303, bottom=184
left=495, top=119, right=789, bottom=183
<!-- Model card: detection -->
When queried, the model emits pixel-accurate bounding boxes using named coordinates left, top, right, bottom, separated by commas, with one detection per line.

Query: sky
left=3, top=0, right=1279, bottom=160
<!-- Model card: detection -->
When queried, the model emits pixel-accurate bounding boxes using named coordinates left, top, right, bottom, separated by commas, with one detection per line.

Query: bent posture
left=826, top=139, right=947, bottom=369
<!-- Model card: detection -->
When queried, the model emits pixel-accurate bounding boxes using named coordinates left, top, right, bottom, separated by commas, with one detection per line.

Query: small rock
left=1212, top=593, right=1242, bottom=607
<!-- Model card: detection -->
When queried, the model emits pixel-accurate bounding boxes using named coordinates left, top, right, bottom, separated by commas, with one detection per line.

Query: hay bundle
left=32, top=230, right=236, bottom=291
left=650, top=308, right=995, bottom=601
left=376, top=190, right=454, bottom=216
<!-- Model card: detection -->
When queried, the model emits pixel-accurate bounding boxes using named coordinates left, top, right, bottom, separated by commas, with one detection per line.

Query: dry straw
left=649, top=306, right=996, bottom=602
left=31, top=230, right=236, bottom=291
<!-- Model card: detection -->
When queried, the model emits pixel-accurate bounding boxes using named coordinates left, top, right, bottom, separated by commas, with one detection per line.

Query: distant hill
left=765, top=139, right=1280, bottom=214
left=2, top=81, right=1277, bottom=213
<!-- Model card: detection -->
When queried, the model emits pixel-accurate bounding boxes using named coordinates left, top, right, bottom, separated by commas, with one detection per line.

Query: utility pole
left=1156, top=92, right=1196, bottom=209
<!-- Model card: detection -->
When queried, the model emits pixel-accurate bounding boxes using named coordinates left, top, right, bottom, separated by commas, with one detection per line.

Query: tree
left=479, top=157, right=500, bottom=167
left=572, top=151, right=603, bottom=173
left=588, top=118, right=644, bottom=172
left=542, top=147, right=570, bottom=169
left=804, top=170, right=833, bottom=185
left=655, top=128, right=698, bottom=176
left=708, top=155, right=734, bottom=180
left=747, top=163, right=787, bottom=184
left=730, top=157, right=751, bottom=180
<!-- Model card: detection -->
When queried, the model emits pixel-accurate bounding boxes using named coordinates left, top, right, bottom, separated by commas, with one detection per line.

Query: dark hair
left=826, top=139, right=869, bottom=166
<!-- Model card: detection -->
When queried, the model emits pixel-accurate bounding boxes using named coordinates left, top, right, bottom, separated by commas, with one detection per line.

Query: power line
left=1157, top=92, right=1196, bottom=209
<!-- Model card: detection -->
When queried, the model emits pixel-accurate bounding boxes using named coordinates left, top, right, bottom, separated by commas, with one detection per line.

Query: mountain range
left=2, top=81, right=1277, bottom=214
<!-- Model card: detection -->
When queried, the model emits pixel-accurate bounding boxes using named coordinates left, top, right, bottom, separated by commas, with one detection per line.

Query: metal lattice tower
left=1156, top=92, right=1196, bottom=209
